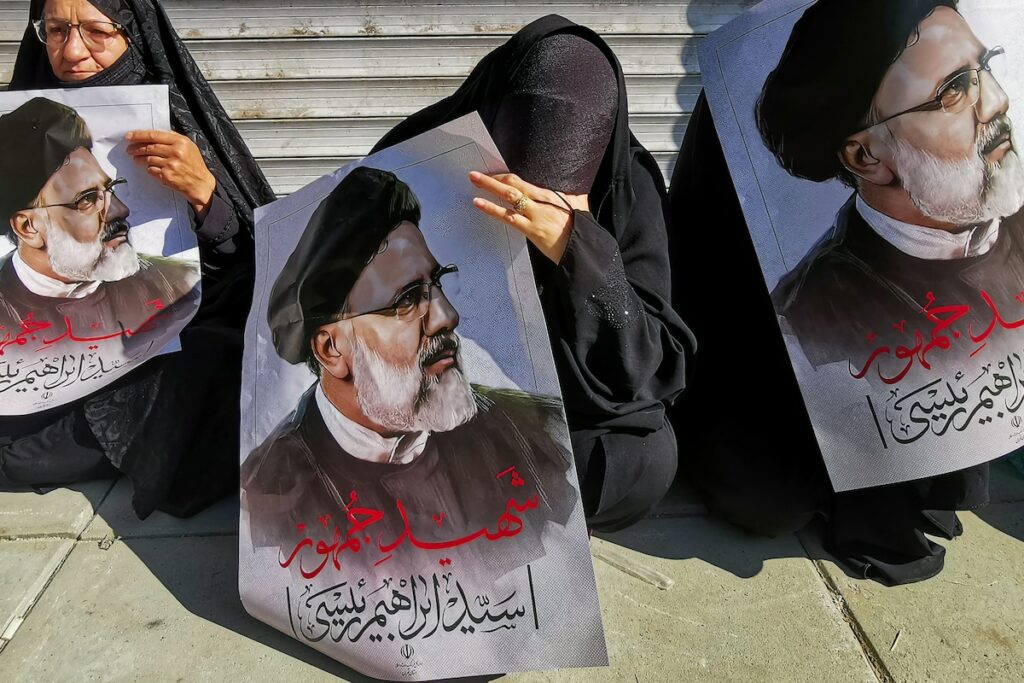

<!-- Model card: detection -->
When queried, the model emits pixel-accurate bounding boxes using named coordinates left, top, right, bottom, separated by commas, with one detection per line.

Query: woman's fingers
left=492, top=173, right=575, bottom=210
left=469, top=171, right=544, bottom=213
left=125, top=128, right=216, bottom=214
left=469, top=171, right=546, bottom=202
left=469, top=171, right=525, bottom=206
left=125, top=129, right=180, bottom=145
left=491, top=173, right=540, bottom=198
left=126, top=142, right=177, bottom=158
left=142, top=155, right=170, bottom=168
left=472, top=197, right=531, bottom=231
left=470, top=174, right=573, bottom=263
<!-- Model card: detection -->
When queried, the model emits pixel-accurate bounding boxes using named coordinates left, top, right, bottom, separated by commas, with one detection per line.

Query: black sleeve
left=189, top=169, right=254, bottom=277
left=541, top=151, right=695, bottom=421
left=191, top=178, right=240, bottom=251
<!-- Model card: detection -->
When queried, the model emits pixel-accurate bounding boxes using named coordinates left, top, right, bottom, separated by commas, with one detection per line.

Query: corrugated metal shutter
left=0, top=0, right=756, bottom=195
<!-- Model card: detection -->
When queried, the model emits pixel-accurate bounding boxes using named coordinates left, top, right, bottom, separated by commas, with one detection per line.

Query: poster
left=701, top=0, right=1024, bottom=490
left=0, top=85, right=200, bottom=415
left=239, top=113, right=607, bottom=679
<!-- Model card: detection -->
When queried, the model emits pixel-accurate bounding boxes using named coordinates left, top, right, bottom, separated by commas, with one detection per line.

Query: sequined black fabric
left=583, top=250, right=642, bottom=330
left=82, top=365, right=161, bottom=468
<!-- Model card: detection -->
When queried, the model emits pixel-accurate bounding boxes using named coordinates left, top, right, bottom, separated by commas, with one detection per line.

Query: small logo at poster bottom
left=1013, top=416, right=1022, bottom=429
left=400, top=644, right=415, bottom=660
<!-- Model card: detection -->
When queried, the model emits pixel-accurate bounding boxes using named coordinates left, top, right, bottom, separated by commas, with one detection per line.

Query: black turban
left=268, top=166, right=422, bottom=365
left=756, top=0, right=959, bottom=182
left=0, top=97, right=92, bottom=235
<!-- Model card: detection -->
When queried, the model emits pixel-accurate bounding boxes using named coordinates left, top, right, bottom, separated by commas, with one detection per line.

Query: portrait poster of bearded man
left=0, top=86, right=200, bottom=415
left=698, top=0, right=1024, bottom=490
left=238, top=113, right=605, bottom=680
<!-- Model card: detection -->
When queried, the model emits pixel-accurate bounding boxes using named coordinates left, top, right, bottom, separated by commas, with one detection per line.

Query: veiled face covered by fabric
left=371, top=15, right=640, bottom=238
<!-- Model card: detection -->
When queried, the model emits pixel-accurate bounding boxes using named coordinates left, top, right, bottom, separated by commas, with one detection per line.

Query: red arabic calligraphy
left=280, top=496, right=540, bottom=580
left=0, top=307, right=168, bottom=357
left=496, top=465, right=526, bottom=487
left=852, top=290, right=1024, bottom=384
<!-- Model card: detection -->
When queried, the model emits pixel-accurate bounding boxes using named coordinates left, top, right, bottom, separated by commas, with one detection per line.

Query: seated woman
left=1, top=0, right=275, bottom=517
left=373, top=15, right=696, bottom=532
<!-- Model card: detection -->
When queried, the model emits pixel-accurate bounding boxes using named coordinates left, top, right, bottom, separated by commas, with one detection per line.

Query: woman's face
left=42, top=0, right=129, bottom=81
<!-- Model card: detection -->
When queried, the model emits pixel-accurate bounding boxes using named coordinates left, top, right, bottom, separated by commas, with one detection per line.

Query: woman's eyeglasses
left=33, top=19, right=125, bottom=51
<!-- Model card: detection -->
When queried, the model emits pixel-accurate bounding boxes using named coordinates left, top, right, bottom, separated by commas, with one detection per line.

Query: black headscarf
left=372, top=15, right=641, bottom=243
left=10, top=0, right=275, bottom=232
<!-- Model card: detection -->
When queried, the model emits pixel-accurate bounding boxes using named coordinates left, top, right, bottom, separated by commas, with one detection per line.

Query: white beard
left=888, top=121, right=1024, bottom=226
left=45, top=220, right=141, bottom=282
left=349, top=332, right=478, bottom=434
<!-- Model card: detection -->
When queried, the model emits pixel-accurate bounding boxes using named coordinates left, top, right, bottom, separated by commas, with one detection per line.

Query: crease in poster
left=239, top=112, right=607, bottom=680
left=0, top=86, right=200, bottom=415
left=700, top=0, right=1024, bottom=489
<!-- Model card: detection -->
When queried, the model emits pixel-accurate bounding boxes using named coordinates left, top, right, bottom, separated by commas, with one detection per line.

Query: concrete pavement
left=0, top=461, right=1021, bottom=682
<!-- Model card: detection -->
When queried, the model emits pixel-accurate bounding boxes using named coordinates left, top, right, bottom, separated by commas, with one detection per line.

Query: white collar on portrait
left=856, top=196, right=1000, bottom=261
left=11, top=249, right=101, bottom=299
left=315, top=384, right=430, bottom=465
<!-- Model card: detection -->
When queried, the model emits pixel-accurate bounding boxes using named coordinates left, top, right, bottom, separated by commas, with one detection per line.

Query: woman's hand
left=126, top=130, right=217, bottom=217
left=469, top=172, right=589, bottom=263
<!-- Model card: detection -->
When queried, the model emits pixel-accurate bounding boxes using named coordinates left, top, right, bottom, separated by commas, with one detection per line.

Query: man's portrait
left=241, top=166, right=575, bottom=576
left=759, top=0, right=1024, bottom=369
left=0, top=97, right=200, bottom=408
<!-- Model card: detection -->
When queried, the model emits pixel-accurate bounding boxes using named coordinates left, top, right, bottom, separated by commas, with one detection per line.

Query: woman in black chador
left=373, top=15, right=696, bottom=531
left=0, top=0, right=275, bottom=517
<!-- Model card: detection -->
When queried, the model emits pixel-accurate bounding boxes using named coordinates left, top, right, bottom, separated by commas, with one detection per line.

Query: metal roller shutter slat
left=0, top=1, right=757, bottom=40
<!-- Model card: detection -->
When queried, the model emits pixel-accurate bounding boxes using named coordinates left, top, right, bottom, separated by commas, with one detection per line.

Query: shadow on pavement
left=596, top=475, right=815, bottom=580
left=975, top=459, right=1024, bottom=543
left=109, top=499, right=500, bottom=683
left=130, top=535, right=372, bottom=681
